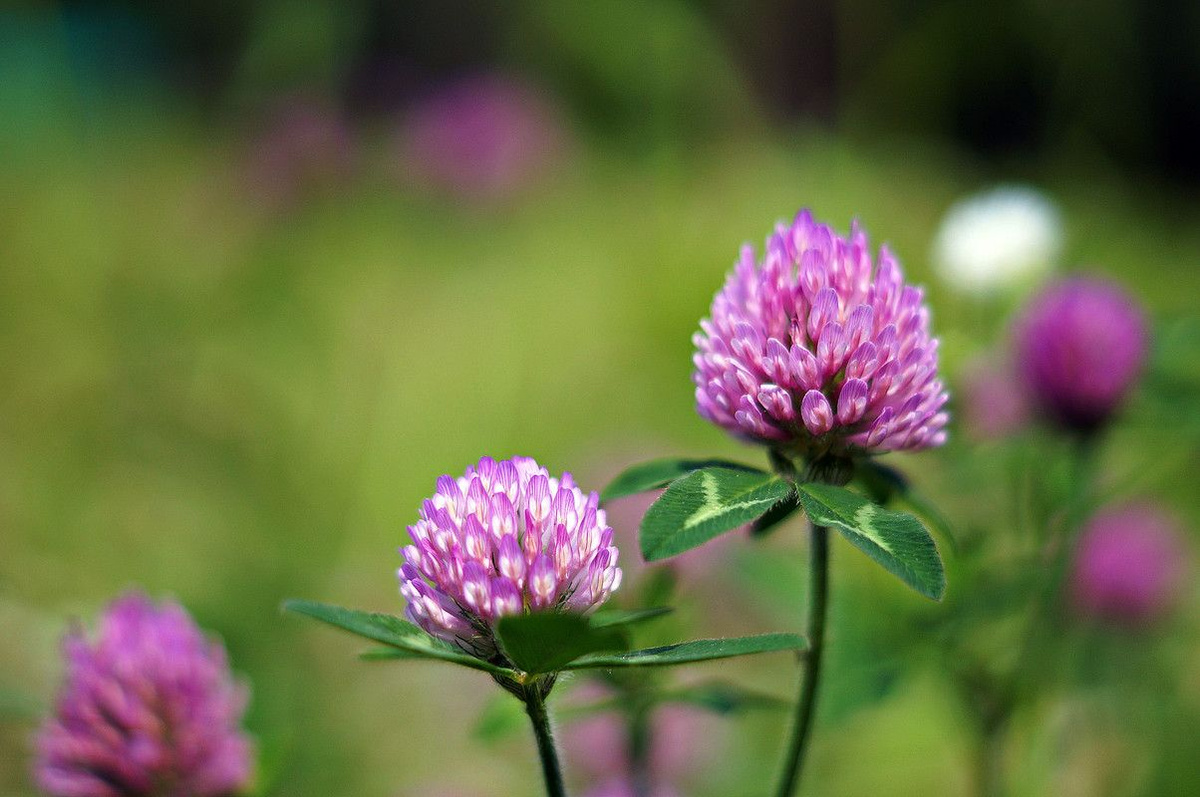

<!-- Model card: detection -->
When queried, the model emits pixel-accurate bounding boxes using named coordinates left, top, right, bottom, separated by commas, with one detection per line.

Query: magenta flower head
left=398, top=74, right=565, bottom=201
left=693, top=210, right=948, bottom=466
left=1070, top=503, right=1188, bottom=627
left=34, top=593, right=252, bottom=797
left=960, top=356, right=1031, bottom=441
left=1013, top=277, right=1149, bottom=433
left=399, top=456, right=622, bottom=660
left=245, top=98, right=356, bottom=208
left=562, top=685, right=723, bottom=790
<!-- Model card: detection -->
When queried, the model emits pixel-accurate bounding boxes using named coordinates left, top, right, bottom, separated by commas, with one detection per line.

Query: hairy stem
left=524, top=686, right=567, bottom=797
left=774, top=519, right=830, bottom=797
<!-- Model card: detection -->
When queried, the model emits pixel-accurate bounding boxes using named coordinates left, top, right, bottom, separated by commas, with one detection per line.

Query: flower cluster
left=960, top=356, right=1030, bottom=441
left=246, top=98, right=356, bottom=208
left=1013, top=277, right=1148, bottom=432
left=398, top=74, right=564, bottom=200
left=35, top=593, right=252, bottom=797
left=693, top=209, right=948, bottom=459
left=399, top=456, right=622, bottom=660
left=562, top=682, right=719, bottom=797
left=1070, top=503, right=1186, bottom=627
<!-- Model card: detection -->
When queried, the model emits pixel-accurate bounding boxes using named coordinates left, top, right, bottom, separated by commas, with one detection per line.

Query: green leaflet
left=283, top=599, right=516, bottom=677
left=564, top=633, right=806, bottom=669
left=854, top=460, right=957, bottom=553
left=750, top=492, right=802, bottom=537
left=600, top=457, right=765, bottom=503
left=588, top=606, right=674, bottom=629
left=795, top=483, right=946, bottom=600
left=640, top=467, right=795, bottom=561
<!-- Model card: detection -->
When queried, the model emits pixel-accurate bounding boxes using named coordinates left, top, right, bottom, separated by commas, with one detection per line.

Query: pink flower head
left=563, top=703, right=719, bottom=785
left=1070, top=503, right=1188, bottom=627
left=34, top=593, right=252, bottom=797
left=960, top=356, right=1031, bottom=441
left=1013, top=277, right=1149, bottom=433
left=398, top=74, right=564, bottom=201
left=399, top=456, right=622, bottom=660
left=694, top=210, right=948, bottom=459
left=246, top=98, right=356, bottom=207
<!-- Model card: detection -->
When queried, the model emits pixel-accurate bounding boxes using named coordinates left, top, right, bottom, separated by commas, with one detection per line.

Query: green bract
left=495, top=614, right=627, bottom=675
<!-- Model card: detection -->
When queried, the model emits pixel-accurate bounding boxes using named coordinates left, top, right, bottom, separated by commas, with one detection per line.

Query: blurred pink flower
left=1013, top=277, right=1149, bottom=433
left=1070, top=503, right=1188, bottom=627
left=959, top=355, right=1030, bottom=441
left=34, top=593, right=252, bottom=797
left=562, top=684, right=723, bottom=790
left=245, top=98, right=356, bottom=207
left=397, top=73, right=566, bottom=201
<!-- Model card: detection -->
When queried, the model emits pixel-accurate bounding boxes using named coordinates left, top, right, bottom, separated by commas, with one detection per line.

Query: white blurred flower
left=932, top=185, right=1063, bottom=295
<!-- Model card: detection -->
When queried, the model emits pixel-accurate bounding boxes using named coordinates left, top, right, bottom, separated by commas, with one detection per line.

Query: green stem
left=524, top=686, right=567, bottom=797
left=774, top=519, right=830, bottom=797
left=628, top=703, right=653, bottom=797
left=1064, top=432, right=1098, bottom=531
left=984, top=433, right=1099, bottom=796
left=974, top=715, right=1007, bottom=797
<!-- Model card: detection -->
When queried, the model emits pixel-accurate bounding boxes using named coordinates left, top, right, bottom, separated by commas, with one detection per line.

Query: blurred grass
left=2, top=104, right=1199, bottom=796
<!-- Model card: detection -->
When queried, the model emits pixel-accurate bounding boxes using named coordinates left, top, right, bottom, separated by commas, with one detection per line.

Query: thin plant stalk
left=774, top=519, right=829, bottom=797
left=971, top=433, right=1100, bottom=797
left=974, top=705, right=1009, bottom=797
left=628, top=703, right=653, bottom=797
left=524, top=685, right=567, bottom=797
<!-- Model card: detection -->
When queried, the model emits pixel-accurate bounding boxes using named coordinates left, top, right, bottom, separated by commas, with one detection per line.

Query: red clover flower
left=34, top=593, right=252, bottom=797
left=693, top=209, right=948, bottom=462
left=1013, top=277, right=1149, bottom=433
left=399, top=456, right=622, bottom=660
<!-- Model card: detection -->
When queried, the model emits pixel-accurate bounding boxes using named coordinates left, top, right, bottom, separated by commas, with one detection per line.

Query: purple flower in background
left=960, top=356, right=1030, bottom=441
left=582, top=779, right=679, bottom=797
left=245, top=98, right=356, bottom=207
left=398, top=74, right=565, bottom=201
left=1013, top=277, right=1149, bottom=433
left=1070, top=503, right=1187, bottom=627
left=34, top=593, right=252, bottom=797
left=694, top=210, right=948, bottom=459
left=399, top=456, right=622, bottom=660
left=562, top=683, right=722, bottom=794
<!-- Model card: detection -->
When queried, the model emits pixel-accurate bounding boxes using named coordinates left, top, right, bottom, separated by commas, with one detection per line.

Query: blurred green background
left=2, top=2, right=1199, bottom=795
